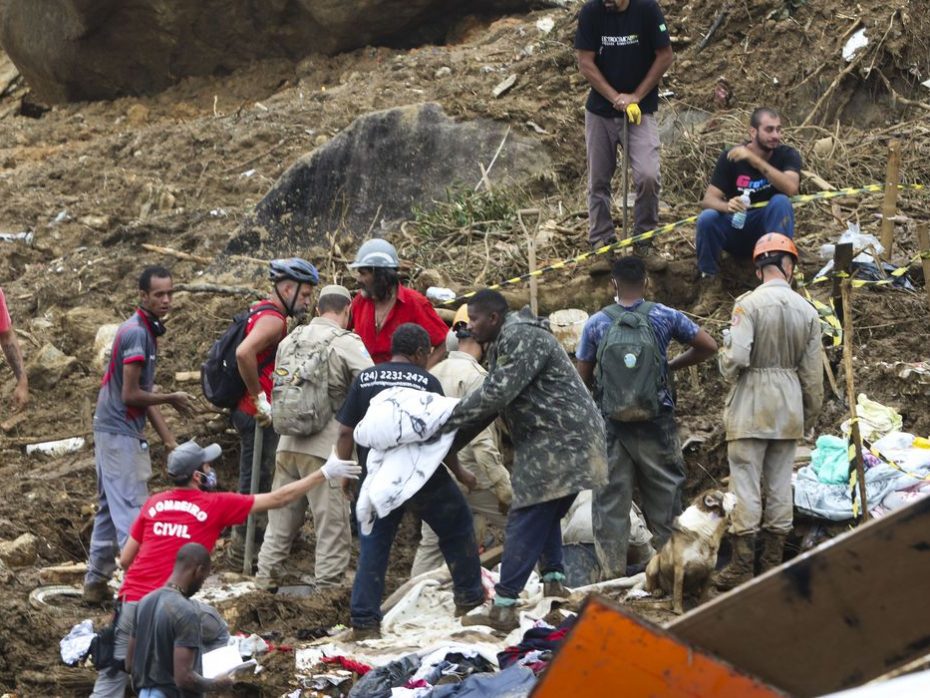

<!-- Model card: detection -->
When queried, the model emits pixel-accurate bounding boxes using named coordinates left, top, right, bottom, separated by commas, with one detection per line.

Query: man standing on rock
left=348, top=238, right=448, bottom=367
left=0, top=285, right=28, bottom=412
left=446, top=290, right=608, bottom=632
left=91, top=440, right=358, bottom=697
left=715, top=234, right=822, bottom=591
left=411, top=305, right=513, bottom=577
left=255, top=285, right=373, bottom=591
left=575, top=256, right=717, bottom=580
left=84, top=266, right=195, bottom=604
left=228, top=258, right=318, bottom=563
left=694, top=107, right=801, bottom=314
left=335, top=323, right=484, bottom=640
left=575, top=0, right=674, bottom=252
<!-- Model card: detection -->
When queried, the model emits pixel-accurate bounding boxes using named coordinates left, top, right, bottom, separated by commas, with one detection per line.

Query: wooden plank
left=879, top=139, right=901, bottom=255
left=668, top=496, right=930, bottom=696
left=534, top=596, right=785, bottom=698
left=917, top=222, right=930, bottom=316
left=841, top=279, right=869, bottom=520
left=832, top=242, right=854, bottom=325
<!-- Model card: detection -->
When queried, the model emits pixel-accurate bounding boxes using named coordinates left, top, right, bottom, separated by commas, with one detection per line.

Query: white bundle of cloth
left=353, top=387, right=459, bottom=535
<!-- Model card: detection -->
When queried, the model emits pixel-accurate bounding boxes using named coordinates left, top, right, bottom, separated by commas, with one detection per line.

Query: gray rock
left=26, top=343, right=78, bottom=390
left=0, top=533, right=38, bottom=568
left=239, top=102, right=551, bottom=251
left=0, top=0, right=531, bottom=102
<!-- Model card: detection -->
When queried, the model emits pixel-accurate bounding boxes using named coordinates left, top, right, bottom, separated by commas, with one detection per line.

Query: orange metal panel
left=533, top=596, right=786, bottom=698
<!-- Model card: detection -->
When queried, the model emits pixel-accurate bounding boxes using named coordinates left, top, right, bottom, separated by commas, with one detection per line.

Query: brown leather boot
left=714, top=533, right=756, bottom=591
left=692, top=273, right=726, bottom=317
left=757, top=530, right=788, bottom=574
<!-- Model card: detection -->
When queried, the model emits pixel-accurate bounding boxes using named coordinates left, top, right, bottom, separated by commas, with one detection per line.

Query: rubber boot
left=714, top=533, right=756, bottom=591
left=542, top=571, right=571, bottom=598
left=692, top=273, right=725, bottom=317
left=757, top=530, right=788, bottom=574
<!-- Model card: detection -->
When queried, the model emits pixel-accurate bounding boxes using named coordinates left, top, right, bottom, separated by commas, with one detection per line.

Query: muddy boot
left=542, top=571, right=571, bottom=598
left=461, top=598, right=520, bottom=632
left=633, top=241, right=668, bottom=272
left=714, top=533, right=756, bottom=591
left=83, top=579, right=110, bottom=604
left=453, top=597, right=486, bottom=618
left=350, top=626, right=381, bottom=641
left=692, top=273, right=725, bottom=317
left=757, top=530, right=788, bottom=574
left=588, top=238, right=617, bottom=276
left=226, top=525, right=246, bottom=569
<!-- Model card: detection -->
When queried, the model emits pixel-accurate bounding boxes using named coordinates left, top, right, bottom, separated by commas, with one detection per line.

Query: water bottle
left=731, top=190, right=751, bottom=229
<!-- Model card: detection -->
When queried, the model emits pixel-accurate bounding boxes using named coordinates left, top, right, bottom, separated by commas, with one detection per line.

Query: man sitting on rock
left=694, top=107, right=801, bottom=314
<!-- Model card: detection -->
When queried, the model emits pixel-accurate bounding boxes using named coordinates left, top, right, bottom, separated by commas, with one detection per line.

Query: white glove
left=321, top=453, right=361, bottom=481
left=253, top=393, right=273, bottom=426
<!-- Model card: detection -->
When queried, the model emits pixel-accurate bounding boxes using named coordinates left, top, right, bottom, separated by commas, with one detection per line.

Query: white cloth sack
left=354, top=387, right=459, bottom=535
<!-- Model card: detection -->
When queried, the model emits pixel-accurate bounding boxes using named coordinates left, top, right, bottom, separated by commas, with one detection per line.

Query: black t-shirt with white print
left=574, top=0, right=671, bottom=116
left=336, top=361, right=444, bottom=469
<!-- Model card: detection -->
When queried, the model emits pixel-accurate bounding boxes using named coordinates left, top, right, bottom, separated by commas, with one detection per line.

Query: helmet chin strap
left=274, top=281, right=302, bottom=317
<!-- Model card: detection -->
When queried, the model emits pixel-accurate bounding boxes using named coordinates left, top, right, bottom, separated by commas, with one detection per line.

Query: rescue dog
left=644, top=489, right=738, bottom=614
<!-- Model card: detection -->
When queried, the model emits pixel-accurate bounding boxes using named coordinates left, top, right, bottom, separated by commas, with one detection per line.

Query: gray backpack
left=594, top=302, right=663, bottom=422
left=271, top=325, right=345, bottom=436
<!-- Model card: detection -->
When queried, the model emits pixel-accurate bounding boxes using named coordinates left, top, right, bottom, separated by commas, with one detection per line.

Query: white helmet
left=349, top=238, right=399, bottom=269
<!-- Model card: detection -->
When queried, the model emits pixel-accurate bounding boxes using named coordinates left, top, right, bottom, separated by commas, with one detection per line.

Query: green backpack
left=594, top=302, right=664, bottom=422
left=271, top=325, right=346, bottom=436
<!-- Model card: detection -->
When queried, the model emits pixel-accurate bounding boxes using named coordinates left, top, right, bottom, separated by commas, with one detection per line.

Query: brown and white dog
left=644, top=489, right=738, bottom=614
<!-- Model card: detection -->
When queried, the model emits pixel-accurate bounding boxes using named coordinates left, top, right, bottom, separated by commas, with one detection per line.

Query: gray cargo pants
left=593, top=410, right=685, bottom=579
left=585, top=110, right=661, bottom=247
left=727, top=438, right=796, bottom=535
left=85, top=432, right=151, bottom=586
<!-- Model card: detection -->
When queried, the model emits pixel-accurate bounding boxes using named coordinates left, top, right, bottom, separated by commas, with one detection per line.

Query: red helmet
left=753, top=233, right=798, bottom=263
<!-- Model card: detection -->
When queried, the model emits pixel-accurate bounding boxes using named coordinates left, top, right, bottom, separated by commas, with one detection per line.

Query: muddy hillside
left=0, top=0, right=929, bottom=694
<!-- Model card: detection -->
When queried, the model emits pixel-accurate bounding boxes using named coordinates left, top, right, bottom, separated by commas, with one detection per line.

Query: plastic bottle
left=731, top=190, right=751, bottom=230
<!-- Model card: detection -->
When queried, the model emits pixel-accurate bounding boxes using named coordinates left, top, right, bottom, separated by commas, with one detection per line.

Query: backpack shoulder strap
left=602, top=304, right=626, bottom=322
left=634, top=301, right=656, bottom=317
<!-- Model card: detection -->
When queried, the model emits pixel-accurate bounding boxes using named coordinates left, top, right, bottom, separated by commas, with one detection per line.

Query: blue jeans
left=496, top=493, right=576, bottom=599
left=350, top=467, right=483, bottom=629
left=695, top=194, right=795, bottom=275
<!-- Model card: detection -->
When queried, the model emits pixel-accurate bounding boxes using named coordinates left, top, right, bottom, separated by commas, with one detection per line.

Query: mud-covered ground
left=1, top=0, right=929, bottom=694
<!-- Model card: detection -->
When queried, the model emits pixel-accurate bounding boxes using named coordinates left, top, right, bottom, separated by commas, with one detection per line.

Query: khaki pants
left=411, top=488, right=506, bottom=577
left=256, top=451, right=351, bottom=587
left=727, top=438, right=796, bottom=535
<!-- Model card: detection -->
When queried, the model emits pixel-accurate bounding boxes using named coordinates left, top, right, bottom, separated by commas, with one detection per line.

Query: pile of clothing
left=794, top=396, right=930, bottom=520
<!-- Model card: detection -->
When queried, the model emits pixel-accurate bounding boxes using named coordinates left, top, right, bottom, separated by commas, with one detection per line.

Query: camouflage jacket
left=445, top=307, right=608, bottom=509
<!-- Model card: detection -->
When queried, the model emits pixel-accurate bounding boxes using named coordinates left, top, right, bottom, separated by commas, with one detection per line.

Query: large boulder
left=237, top=103, right=552, bottom=252
left=0, top=0, right=530, bottom=102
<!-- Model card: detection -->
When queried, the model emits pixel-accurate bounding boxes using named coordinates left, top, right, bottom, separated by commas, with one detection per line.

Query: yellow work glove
left=625, top=102, right=642, bottom=125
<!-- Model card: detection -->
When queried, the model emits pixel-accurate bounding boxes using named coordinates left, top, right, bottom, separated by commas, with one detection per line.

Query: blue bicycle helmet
left=269, top=257, right=319, bottom=285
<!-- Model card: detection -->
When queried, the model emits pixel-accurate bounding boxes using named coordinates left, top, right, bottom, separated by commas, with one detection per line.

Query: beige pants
left=727, top=438, right=796, bottom=535
left=411, top=488, right=506, bottom=577
left=256, top=451, right=351, bottom=587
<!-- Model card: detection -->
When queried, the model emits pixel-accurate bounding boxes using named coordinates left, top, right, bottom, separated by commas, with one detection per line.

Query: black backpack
left=201, top=302, right=281, bottom=409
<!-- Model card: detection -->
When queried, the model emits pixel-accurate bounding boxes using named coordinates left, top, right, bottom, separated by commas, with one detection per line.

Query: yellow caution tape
left=438, top=182, right=926, bottom=306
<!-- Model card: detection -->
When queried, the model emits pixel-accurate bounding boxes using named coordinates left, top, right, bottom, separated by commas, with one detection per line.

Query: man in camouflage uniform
left=444, top=290, right=608, bottom=632
left=411, top=306, right=513, bottom=576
